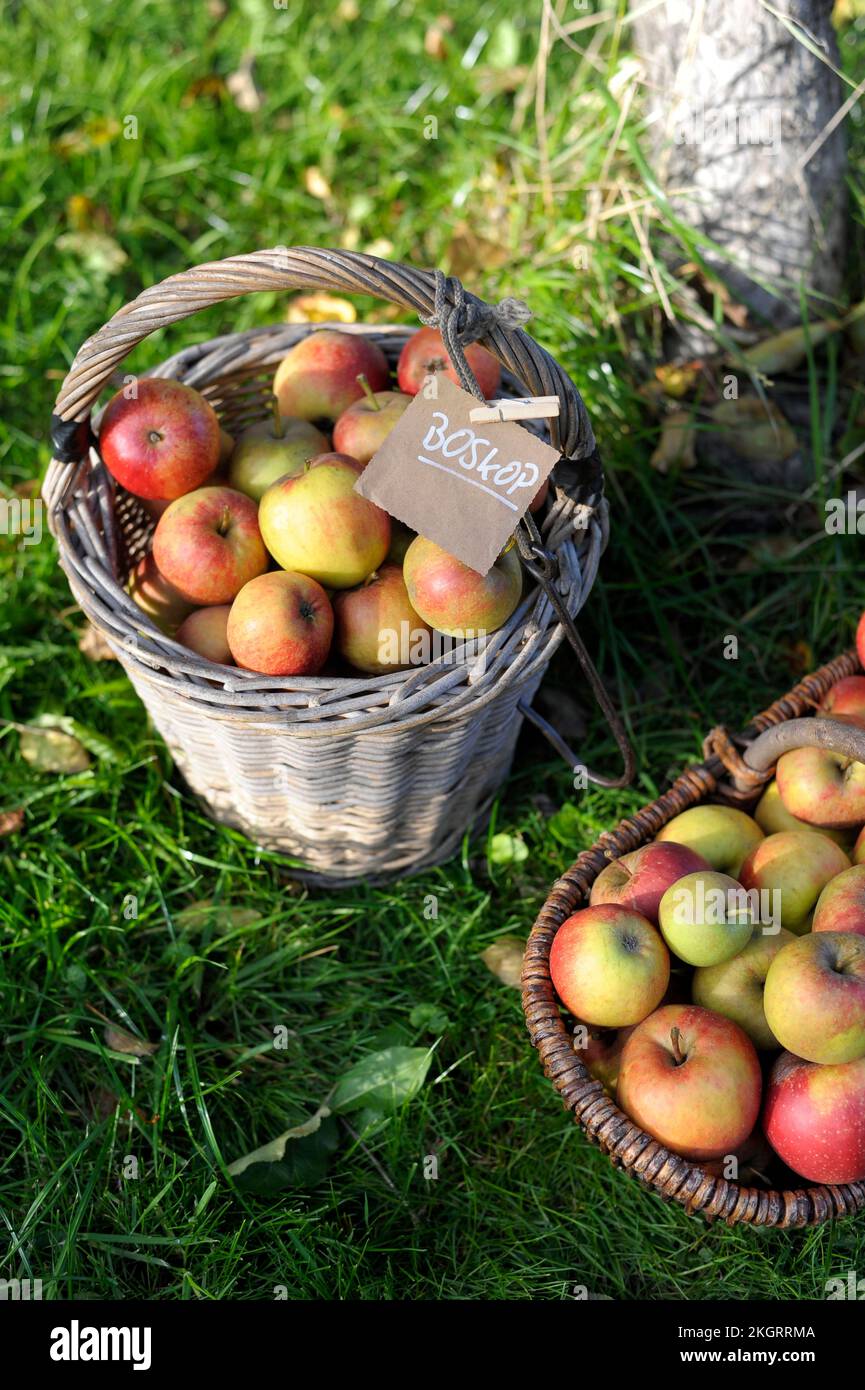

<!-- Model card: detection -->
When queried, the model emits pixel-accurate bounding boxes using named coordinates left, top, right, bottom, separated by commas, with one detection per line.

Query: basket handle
left=724, top=716, right=865, bottom=793
left=46, top=246, right=596, bottom=487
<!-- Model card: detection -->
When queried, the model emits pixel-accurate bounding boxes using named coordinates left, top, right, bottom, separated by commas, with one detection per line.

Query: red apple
left=590, top=841, right=711, bottom=925
left=175, top=605, right=233, bottom=665
left=126, top=551, right=193, bottom=635
left=529, top=478, right=550, bottom=513
left=617, top=1004, right=762, bottom=1161
left=226, top=571, right=333, bottom=676
left=259, top=455, right=390, bottom=588
left=332, top=388, right=412, bottom=466
left=403, top=536, right=521, bottom=638
left=738, top=830, right=851, bottom=933
left=396, top=326, right=501, bottom=398
left=99, top=378, right=221, bottom=501
left=856, top=610, right=865, bottom=670
left=549, top=904, right=670, bottom=1028
left=273, top=330, right=389, bottom=422
left=775, top=714, right=865, bottom=828
left=153, top=486, right=268, bottom=605
left=572, top=1023, right=636, bottom=1096
left=332, top=564, right=431, bottom=674
left=819, top=675, right=865, bottom=721
left=763, top=1050, right=865, bottom=1184
left=763, top=930, right=865, bottom=1064
left=812, top=863, right=865, bottom=936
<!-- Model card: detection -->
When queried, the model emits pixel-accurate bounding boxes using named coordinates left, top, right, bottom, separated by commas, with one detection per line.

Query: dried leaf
left=784, top=639, right=815, bottom=677
left=445, top=222, right=510, bottom=278
left=228, top=1106, right=339, bottom=1193
left=56, top=231, right=128, bottom=277
left=0, top=808, right=24, bottom=837
left=475, top=65, right=530, bottom=96
left=53, top=117, right=120, bottom=156
left=711, top=397, right=797, bottom=464
left=104, top=1025, right=158, bottom=1058
left=226, top=56, right=263, bottom=114
left=304, top=166, right=332, bottom=201
left=19, top=719, right=91, bottom=774
left=65, top=195, right=111, bottom=232
left=285, top=293, right=357, bottom=325
left=424, top=16, right=453, bottom=59
left=740, top=321, right=839, bottom=377
left=181, top=74, right=227, bottom=107
left=78, top=624, right=117, bottom=661
left=654, top=361, right=701, bottom=400
left=176, top=898, right=261, bottom=935
left=650, top=411, right=697, bottom=473
left=482, top=936, right=525, bottom=988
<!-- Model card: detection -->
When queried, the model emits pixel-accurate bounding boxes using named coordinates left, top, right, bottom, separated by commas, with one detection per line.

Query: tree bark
left=630, top=0, right=847, bottom=329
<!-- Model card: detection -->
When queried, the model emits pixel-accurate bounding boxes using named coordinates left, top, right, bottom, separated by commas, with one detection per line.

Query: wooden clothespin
left=468, top=395, right=560, bottom=424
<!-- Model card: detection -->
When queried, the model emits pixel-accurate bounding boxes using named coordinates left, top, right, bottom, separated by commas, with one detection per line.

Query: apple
left=572, top=1022, right=636, bottom=1096
left=226, top=571, right=333, bottom=676
left=387, top=523, right=416, bottom=566
left=403, top=537, right=521, bottom=638
left=332, top=380, right=412, bottom=465
left=589, top=841, right=710, bottom=924
left=99, top=378, right=221, bottom=500
left=656, top=805, right=763, bottom=877
left=397, top=326, right=501, bottom=398
left=856, top=609, right=865, bottom=671
left=854, top=826, right=865, bottom=864
left=617, top=1004, right=762, bottom=1162
left=658, top=870, right=755, bottom=967
left=812, top=863, right=865, bottom=937
left=175, top=605, right=233, bottom=665
left=273, top=330, right=389, bottom=422
left=229, top=402, right=329, bottom=501
left=549, top=904, right=670, bottom=1028
left=753, top=778, right=853, bottom=849
left=776, top=715, right=865, bottom=828
left=763, top=1050, right=865, bottom=1184
left=696, top=1128, right=774, bottom=1182
left=819, top=675, right=865, bottom=721
left=763, top=930, right=865, bottom=1064
left=692, top=927, right=795, bottom=1048
left=332, top=563, right=431, bottom=674
left=259, top=455, right=390, bottom=588
left=218, top=428, right=235, bottom=467
left=126, top=551, right=193, bottom=635
left=738, top=830, right=851, bottom=934
left=529, top=478, right=550, bottom=513
left=153, top=486, right=268, bottom=605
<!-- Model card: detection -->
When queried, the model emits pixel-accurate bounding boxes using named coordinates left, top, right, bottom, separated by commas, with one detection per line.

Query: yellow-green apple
left=332, top=563, right=430, bottom=674
left=259, top=455, right=390, bottom=588
left=99, top=378, right=221, bottom=500
left=819, top=675, right=865, bottom=720
left=763, top=931, right=865, bottom=1064
left=776, top=715, right=865, bottom=828
left=813, top=863, right=865, bottom=936
left=572, top=1022, right=636, bottom=1096
left=273, top=330, right=388, bottom=422
left=855, top=826, right=865, bottom=864
left=656, top=806, right=763, bottom=877
left=153, top=486, right=268, bottom=605
left=175, top=605, right=233, bottom=665
left=226, top=571, right=333, bottom=676
left=549, top=904, right=669, bottom=1028
left=397, top=326, right=501, bottom=398
left=387, top=523, right=416, bottom=565
left=332, top=381, right=412, bottom=466
left=754, top=778, right=853, bottom=849
left=692, top=927, right=795, bottom=1048
left=658, top=870, right=755, bottom=967
left=126, top=552, right=193, bottom=635
left=738, top=830, right=851, bottom=934
left=763, top=1050, right=865, bottom=1184
left=617, top=1004, right=762, bottom=1161
left=403, top=537, right=521, bottom=637
left=589, top=841, right=710, bottom=924
left=229, top=404, right=329, bottom=501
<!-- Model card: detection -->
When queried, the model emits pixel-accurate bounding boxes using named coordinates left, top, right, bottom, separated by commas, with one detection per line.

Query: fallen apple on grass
left=656, top=805, right=763, bottom=877
left=259, top=455, right=390, bottom=588
left=589, top=841, right=710, bottom=925
left=397, top=325, right=501, bottom=398
left=403, top=537, right=521, bottom=638
left=153, top=486, right=268, bottom=605
left=763, top=1050, right=865, bottom=1184
left=332, top=564, right=431, bottom=674
left=226, top=570, right=333, bottom=676
left=738, top=830, right=851, bottom=934
left=763, top=930, right=865, bottom=1064
left=692, top=927, right=795, bottom=1048
left=175, top=605, right=233, bottom=665
left=228, top=399, right=329, bottom=501
left=658, top=870, right=755, bottom=967
left=549, top=903, right=670, bottom=1028
left=753, top=778, right=853, bottom=849
left=99, top=377, right=221, bottom=500
left=616, top=1004, right=762, bottom=1162
left=273, top=329, right=389, bottom=422
left=332, top=377, right=411, bottom=465
left=812, top=863, right=865, bottom=936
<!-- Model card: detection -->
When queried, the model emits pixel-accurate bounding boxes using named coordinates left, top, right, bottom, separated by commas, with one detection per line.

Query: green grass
left=3, top=0, right=865, bottom=1300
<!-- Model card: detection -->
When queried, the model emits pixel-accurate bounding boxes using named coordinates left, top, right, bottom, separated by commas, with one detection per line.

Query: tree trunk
left=630, top=0, right=847, bottom=330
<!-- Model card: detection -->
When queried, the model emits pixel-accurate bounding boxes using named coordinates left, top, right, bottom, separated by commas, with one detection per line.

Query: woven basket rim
left=522, top=646, right=865, bottom=1228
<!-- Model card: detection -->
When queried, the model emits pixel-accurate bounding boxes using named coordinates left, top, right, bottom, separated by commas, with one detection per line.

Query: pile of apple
left=98, top=327, right=528, bottom=676
left=550, top=664, right=865, bottom=1189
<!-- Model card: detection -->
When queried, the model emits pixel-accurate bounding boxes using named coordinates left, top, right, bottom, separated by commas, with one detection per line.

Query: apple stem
left=357, top=373, right=380, bottom=410
left=271, top=394, right=285, bottom=439
left=670, top=1026, right=686, bottom=1066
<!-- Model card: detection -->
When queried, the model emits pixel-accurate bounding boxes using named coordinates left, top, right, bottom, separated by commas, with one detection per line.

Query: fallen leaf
left=654, top=361, right=701, bottom=399
left=53, top=117, right=120, bottom=157
left=181, top=74, right=227, bottom=107
left=330, top=1046, right=432, bottom=1114
left=740, top=321, right=839, bottom=377
left=104, top=1025, right=158, bottom=1058
left=19, top=719, right=91, bottom=773
left=482, top=936, right=525, bottom=988
left=304, top=166, right=332, bottom=201
left=65, top=194, right=111, bottom=232
left=650, top=411, right=697, bottom=473
left=228, top=1106, right=339, bottom=1193
left=285, top=293, right=357, bottom=325
left=489, top=832, right=528, bottom=865
left=226, top=55, right=263, bottom=114
left=56, top=231, right=127, bottom=277
left=445, top=221, right=510, bottom=278
left=475, top=65, right=530, bottom=96
left=711, top=397, right=797, bottom=464
left=784, top=640, right=815, bottom=677
left=0, top=808, right=24, bottom=837
left=175, top=898, right=261, bottom=935
left=409, top=1003, right=450, bottom=1034
left=424, top=16, right=453, bottom=59
left=78, top=624, right=117, bottom=661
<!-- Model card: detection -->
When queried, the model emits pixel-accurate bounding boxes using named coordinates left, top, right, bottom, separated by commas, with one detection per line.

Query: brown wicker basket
left=523, top=647, right=865, bottom=1227
left=43, top=248, right=611, bottom=884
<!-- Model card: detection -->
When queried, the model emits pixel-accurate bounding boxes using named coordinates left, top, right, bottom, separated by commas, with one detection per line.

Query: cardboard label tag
left=354, top=375, right=560, bottom=575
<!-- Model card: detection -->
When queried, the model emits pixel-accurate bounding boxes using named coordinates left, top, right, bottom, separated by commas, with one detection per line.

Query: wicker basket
left=523, top=648, right=865, bottom=1227
left=44, top=248, right=610, bottom=884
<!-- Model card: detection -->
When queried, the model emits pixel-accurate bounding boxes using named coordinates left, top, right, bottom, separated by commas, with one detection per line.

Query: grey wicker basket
left=44, top=248, right=609, bottom=884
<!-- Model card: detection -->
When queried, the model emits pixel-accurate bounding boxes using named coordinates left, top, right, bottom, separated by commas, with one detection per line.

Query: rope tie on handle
left=419, top=270, right=532, bottom=401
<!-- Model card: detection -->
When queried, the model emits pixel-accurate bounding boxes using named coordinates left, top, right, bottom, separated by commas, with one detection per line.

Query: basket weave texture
left=44, top=249, right=605, bottom=883
left=523, top=648, right=865, bottom=1227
